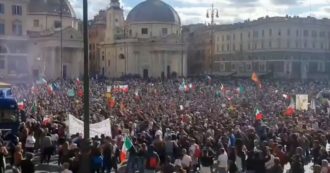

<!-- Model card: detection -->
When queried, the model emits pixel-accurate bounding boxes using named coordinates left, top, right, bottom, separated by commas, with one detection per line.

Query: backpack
left=148, top=154, right=158, bottom=169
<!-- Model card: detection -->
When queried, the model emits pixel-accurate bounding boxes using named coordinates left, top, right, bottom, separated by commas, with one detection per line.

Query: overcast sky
left=69, top=0, right=330, bottom=24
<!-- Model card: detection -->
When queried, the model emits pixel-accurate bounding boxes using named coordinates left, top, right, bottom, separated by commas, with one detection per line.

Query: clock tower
left=105, top=0, right=125, bottom=43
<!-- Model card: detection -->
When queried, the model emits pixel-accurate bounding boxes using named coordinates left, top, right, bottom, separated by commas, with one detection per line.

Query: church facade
left=100, top=0, right=187, bottom=78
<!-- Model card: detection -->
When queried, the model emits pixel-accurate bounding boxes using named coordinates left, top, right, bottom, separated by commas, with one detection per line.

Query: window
left=0, top=23, right=4, bottom=35
left=12, top=21, right=22, bottom=36
left=248, top=32, right=251, bottom=38
left=54, top=21, right=61, bottom=28
left=248, top=43, right=250, bottom=49
left=226, top=35, right=230, bottom=41
left=217, top=45, right=219, bottom=52
left=161, top=28, right=168, bottom=36
left=269, top=29, right=272, bottom=36
left=253, top=31, right=258, bottom=38
left=296, top=30, right=299, bottom=37
left=141, top=28, right=148, bottom=35
left=129, top=29, right=132, bottom=36
left=240, top=32, right=243, bottom=40
left=269, top=41, right=272, bottom=48
left=0, top=59, right=4, bottom=69
left=304, top=40, right=307, bottom=48
left=312, top=42, right=316, bottom=48
left=222, top=35, right=224, bottom=41
left=287, top=29, right=290, bottom=36
left=321, top=43, right=324, bottom=49
left=33, top=20, right=39, bottom=27
left=233, top=44, right=236, bottom=51
left=12, top=5, right=22, bottom=15
left=262, top=30, right=264, bottom=37
left=312, top=31, right=317, bottom=38
left=319, top=31, right=325, bottom=37
left=233, top=34, right=235, bottom=40
left=295, top=40, right=299, bottom=48
left=261, top=41, right=264, bottom=49
left=287, top=40, right=290, bottom=48
left=221, top=45, right=224, bottom=51
left=0, top=4, right=4, bottom=14
left=108, top=60, right=110, bottom=66
left=303, top=30, right=309, bottom=37
left=239, top=44, right=242, bottom=51
left=226, top=44, right=229, bottom=51
left=278, top=30, right=281, bottom=36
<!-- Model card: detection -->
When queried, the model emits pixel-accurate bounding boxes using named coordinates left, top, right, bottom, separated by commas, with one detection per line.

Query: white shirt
left=181, top=154, right=192, bottom=168
left=25, top=135, right=36, bottom=148
left=217, top=152, right=228, bottom=168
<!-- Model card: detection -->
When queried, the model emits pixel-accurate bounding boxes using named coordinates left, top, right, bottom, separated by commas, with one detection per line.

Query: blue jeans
left=127, top=155, right=137, bottom=173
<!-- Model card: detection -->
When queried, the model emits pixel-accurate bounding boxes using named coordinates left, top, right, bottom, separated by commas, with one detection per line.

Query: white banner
left=296, top=94, right=309, bottom=111
left=68, top=114, right=112, bottom=138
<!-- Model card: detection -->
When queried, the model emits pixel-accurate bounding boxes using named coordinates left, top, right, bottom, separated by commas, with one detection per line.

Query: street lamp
left=206, top=4, right=219, bottom=75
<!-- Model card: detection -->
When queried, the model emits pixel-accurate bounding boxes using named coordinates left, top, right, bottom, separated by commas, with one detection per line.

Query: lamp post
left=60, top=0, right=63, bottom=79
left=78, top=0, right=90, bottom=172
left=206, top=4, right=219, bottom=75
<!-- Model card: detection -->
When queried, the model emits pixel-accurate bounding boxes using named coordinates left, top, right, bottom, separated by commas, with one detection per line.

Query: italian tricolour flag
left=120, top=137, right=133, bottom=164
left=255, top=109, right=263, bottom=120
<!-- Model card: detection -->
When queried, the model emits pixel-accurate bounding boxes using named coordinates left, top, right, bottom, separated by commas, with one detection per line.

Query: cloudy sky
left=69, top=0, right=330, bottom=24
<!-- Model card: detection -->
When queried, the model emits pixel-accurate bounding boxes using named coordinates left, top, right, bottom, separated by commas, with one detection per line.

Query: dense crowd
left=0, top=78, right=330, bottom=173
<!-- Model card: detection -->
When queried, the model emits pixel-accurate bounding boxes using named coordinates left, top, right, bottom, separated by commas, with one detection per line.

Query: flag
left=236, top=86, right=245, bottom=94
left=78, top=89, right=84, bottom=97
left=255, top=109, right=263, bottom=120
left=31, top=101, right=37, bottom=113
left=76, top=78, right=81, bottom=86
left=31, top=85, right=38, bottom=94
left=36, top=78, right=47, bottom=85
left=206, top=75, right=212, bottom=84
left=251, top=72, right=262, bottom=88
left=120, top=137, right=133, bottom=163
left=52, top=83, right=60, bottom=91
left=285, top=97, right=296, bottom=116
left=47, top=84, right=53, bottom=94
left=67, top=89, right=75, bottom=97
left=310, top=99, right=316, bottom=112
left=107, top=86, right=112, bottom=93
left=18, top=101, right=25, bottom=110
left=108, top=97, right=116, bottom=108
left=119, top=85, right=129, bottom=93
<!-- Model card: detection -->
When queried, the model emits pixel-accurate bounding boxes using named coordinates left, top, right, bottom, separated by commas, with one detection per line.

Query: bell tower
left=105, top=0, right=125, bottom=43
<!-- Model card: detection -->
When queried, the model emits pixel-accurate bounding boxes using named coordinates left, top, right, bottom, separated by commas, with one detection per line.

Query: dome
left=126, top=0, right=181, bottom=25
left=28, top=0, right=76, bottom=18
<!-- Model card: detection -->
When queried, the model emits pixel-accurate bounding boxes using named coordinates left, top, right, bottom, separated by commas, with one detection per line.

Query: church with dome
left=100, top=0, right=187, bottom=78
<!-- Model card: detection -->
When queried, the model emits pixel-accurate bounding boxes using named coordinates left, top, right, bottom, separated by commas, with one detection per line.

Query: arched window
left=119, top=54, right=125, bottom=59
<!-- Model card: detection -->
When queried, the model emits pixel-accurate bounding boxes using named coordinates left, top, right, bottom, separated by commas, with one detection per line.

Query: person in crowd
left=199, top=149, right=213, bottom=173
left=25, top=131, right=35, bottom=153
left=145, top=145, right=160, bottom=173
left=20, top=152, right=35, bottom=173
left=217, top=148, right=228, bottom=173
left=320, top=159, right=329, bottom=173
left=161, top=156, right=175, bottom=173
left=0, top=142, right=8, bottom=173
left=62, top=162, right=73, bottom=173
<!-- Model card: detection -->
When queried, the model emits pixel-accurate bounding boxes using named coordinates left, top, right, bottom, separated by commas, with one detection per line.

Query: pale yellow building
left=26, top=0, right=83, bottom=80
left=212, top=16, right=330, bottom=79
left=100, top=0, right=187, bottom=78
left=0, top=0, right=29, bottom=81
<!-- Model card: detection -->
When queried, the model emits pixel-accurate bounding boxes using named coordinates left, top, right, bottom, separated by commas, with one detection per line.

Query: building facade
left=89, top=10, right=106, bottom=76
left=26, top=0, right=83, bottom=80
left=0, top=0, right=29, bottom=81
left=100, top=0, right=187, bottom=78
left=212, top=16, right=330, bottom=79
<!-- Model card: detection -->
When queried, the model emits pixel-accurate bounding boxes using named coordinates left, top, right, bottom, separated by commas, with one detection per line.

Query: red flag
left=255, top=109, right=263, bottom=120
left=78, top=89, right=83, bottom=97
left=251, top=72, right=262, bottom=88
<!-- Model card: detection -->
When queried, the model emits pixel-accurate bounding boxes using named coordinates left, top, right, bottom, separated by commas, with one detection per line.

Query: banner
left=68, top=114, right=111, bottom=138
left=296, top=94, right=309, bottom=111
left=107, top=86, right=112, bottom=93
left=67, top=89, right=75, bottom=97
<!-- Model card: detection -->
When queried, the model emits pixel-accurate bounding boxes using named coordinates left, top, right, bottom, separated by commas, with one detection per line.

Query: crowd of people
left=0, top=77, right=330, bottom=173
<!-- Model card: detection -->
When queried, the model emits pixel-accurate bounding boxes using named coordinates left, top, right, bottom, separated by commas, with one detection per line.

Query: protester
left=0, top=77, right=327, bottom=173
